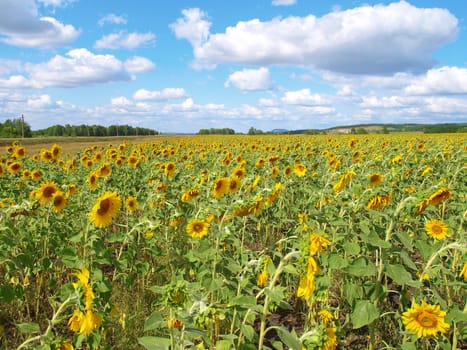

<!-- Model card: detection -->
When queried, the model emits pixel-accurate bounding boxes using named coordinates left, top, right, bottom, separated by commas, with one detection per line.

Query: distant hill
left=270, top=123, right=467, bottom=135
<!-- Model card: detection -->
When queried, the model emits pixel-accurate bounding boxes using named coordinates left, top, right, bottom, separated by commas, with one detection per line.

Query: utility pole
left=21, top=114, right=25, bottom=139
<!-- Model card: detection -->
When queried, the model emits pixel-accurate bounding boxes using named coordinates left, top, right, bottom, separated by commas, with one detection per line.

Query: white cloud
left=133, top=88, right=187, bottom=101
left=0, top=49, right=145, bottom=89
left=170, top=8, right=211, bottom=47
left=111, top=97, right=132, bottom=106
left=124, top=56, right=156, bottom=74
left=98, top=14, right=127, bottom=26
left=94, top=31, right=156, bottom=49
left=405, top=66, right=467, bottom=95
left=0, top=0, right=80, bottom=48
left=38, top=0, right=75, bottom=7
left=282, top=89, right=329, bottom=105
left=225, top=67, right=273, bottom=91
left=272, top=0, right=296, bottom=6
left=27, top=94, right=53, bottom=108
left=177, top=1, right=457, bottom=74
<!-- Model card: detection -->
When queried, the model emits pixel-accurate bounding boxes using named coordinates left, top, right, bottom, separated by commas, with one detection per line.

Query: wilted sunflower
left=52, top=191, right=67, bottom=213
left=38, top=182, right=58, bottom=204
left=425, top=219, right=448, bottom=240
left=181, top=189, right=200, bottom=201
left=125, top=196, right=138, bottom=212
left=89, top=191, right=122, bottom=228
left=428, top=188, right=451, bottom=205
left=367, top=194, right=392, bottom=210
left=186, top=219, right=210, bottom=239
left=368, top=173, right=383, bottom=187
left=402, top=300, right=450, bottom=338
left=212, top=177, right=230, bottom=198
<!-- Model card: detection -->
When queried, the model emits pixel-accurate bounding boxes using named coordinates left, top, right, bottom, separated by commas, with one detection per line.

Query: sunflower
left=41, top=150, right=53, bottom=162
left=421, top=167, right=433, bottom=177
left=0, top=165, right=4, bottom=177
left=318, top=310, right=334, bottom=324
left=402, top=300, right=450, bottom=338
left=89, top=191, right=122, bottom=228
left=128, top=155, right=139, bottom=167
left=96, top=162, right=112, bottom=177
left=228, top=177, right=241, bottom=193
left=256, top=270, right=268, bottom=287
left=308, top=233, right=331, bottom=256
left=186, top=219, right=210, bottom=239
left=87, top=172, right=99, bottom=190
left=212, top=178, right=230, bottom=198
left=425, top=219, right=448, bottom=240
left=459, top=261, right=467, bottom=280
left=294, top=163, right=307, bottom=177
left=14, top=147, right=26, bottom=158
left=164, top=162, right=176, bottom=178
left=283, top=165, right=293, bottom=177
left=367, top=194, right=392, bottom=210
left=232, top=167, right=246, bottom=180
left=7, top=162, right=22, bottom=175
left=125, top=196, right=138, bottom=212
left=38, top=182, right=58, bottom=204
left=50, top=144, right=61, bottom=160
left=368, top=173, right=383, bottom=187
left=67, top=184, right=78, bottom=197
left=181, top=189, right=200, bottom=201
left=52, top=191, right=67, bottom=213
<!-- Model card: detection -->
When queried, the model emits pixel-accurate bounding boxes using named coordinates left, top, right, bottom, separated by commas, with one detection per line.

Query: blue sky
left=0, top=0, right=466, bottom=133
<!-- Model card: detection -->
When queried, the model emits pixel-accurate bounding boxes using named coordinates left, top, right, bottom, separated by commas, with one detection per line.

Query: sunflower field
left=0, top=133, right=466, bottom=350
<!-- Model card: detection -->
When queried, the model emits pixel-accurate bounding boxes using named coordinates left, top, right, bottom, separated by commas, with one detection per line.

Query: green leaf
left=15, top=322, right=40, bottom=334
left=344, top=282, right=362, bottom=306
left=240, top=324, right=255, bottom=341
left=277, top=327, right=301, bottom=350
left=59, top=247, right=81, bottom=268
left=0, top=284, right=16, bottom=303
left=144, top=312, right=165, bottom=331
left=345, top=257, right=376, bottom=277
left=401, top=342, right=417, bottom=350
left=230, top=296, right=257, bottom=308
left=137, top=336, right=171, bottom=350
left=327, top=252, right=349, bottom=269
left=350, top=300, right=380, bottom=329
left=215, top=339, right=233, bottom=350
left=385, top=264, right=414, bottom=286
left=343, top=241, right=360, bottom=255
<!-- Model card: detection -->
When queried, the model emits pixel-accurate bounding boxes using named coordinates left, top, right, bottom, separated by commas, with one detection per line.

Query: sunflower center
left=431, top=225, right=442, bottom=234
left=416, top=311, right=437, bottom=327
left=193, top=223, right=203, bottom=233
left=43, top=186, right=56, bottom=198
left=97, top=198, right=111, bottom=215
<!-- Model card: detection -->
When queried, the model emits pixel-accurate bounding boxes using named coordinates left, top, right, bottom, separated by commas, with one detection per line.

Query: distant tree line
left=423, top=124, right=467, bottom=134
left=0, top=118, right=159, bottom=138
left=198, top=128, right=235, bottom=135
left=0, top=118, right=33, bottom=138
left=32, top=124, right=159, bottom=137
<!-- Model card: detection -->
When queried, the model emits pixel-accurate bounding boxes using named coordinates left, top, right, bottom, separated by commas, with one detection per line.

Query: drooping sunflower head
left=89, top=191, right=122, bottom=228
left=402, top=300, right=450, bottom=338
left=96, top=162, right=112, bottom=177
left=428, top=188, right=451, bottom=206
left=186, top=219, right=210, bottom=239
left=425, top=219, right=449, bottom=240
left=38, top=182, right=59, bottom=204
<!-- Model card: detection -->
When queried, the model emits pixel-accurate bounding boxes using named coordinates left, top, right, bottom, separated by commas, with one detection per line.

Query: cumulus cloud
left=170, top=8, right=211, bottom=47
left=282, top=89, right=329, bottom=105
left=94, top=31, right=156, bottom=49
left=175, top=1, right=458, bottom=75
left=0, top=0, right=80, bottom=48
left=133, top=88, right=187, bottom=101
left=404, top=66, right=467, bottom=95
left=225, top=67, right=273, bottom=91
left=272, top=0, right=296, bottom=6
left=124, top=56, right=156, bottom=74
left=98, top=14, right=127, bottom=26
left=27, top=94, right=53, bottom=108
left=111, top=96, right=132, bottom=106
left=0, top=49, right=153, bottom=88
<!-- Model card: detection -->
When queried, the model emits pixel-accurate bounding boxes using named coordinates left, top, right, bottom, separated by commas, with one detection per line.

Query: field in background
left=1, top=133, right=466, bottom=350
